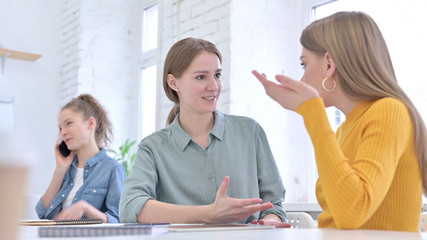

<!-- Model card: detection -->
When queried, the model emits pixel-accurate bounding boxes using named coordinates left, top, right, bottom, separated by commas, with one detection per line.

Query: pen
left=123, top=223, right=170, bottom=226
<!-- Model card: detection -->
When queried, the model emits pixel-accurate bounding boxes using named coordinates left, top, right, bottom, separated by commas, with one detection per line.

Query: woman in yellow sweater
left=253, top=11, right=427, bottom=232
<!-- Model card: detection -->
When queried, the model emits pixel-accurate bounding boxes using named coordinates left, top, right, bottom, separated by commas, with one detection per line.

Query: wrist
left=201, top=204, right=214, bottom=224
left=53, top=167, right=69, bottom=178
left=263, top=213, right=282, bottom=223
left=77, top=200, right=89, bottom=214
left=55, top=165, right=69, bottom=173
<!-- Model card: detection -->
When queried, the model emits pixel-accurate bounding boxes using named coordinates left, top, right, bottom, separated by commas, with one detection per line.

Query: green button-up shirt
left=119, top=110, right=286, bottom=223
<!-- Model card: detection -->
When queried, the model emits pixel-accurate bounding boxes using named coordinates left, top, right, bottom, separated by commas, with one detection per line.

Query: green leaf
left=108, top=138, right=137, bottom=176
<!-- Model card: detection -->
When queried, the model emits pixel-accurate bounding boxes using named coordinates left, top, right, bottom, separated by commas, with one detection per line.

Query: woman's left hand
left=252, top=70, right=319, bottom=111
left=252, top=214, right=291, bottom=228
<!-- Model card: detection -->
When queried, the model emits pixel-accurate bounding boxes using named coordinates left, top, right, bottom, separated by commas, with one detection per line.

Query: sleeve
left=104, top=164, right=127, bottom=223
left=35, top=198, right=48, bottom=219
left=35, top=172, right=69, bottom=220
left=296, top=98, right=412, bottom=229
left=119, top=142, right=158, bottom=223
left=254, top=123, right=287, bottom=221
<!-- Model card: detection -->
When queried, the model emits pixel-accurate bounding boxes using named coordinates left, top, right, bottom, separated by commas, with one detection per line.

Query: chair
left=286, top=212, right=315, bottom=229
left=419, top=212, right=427, bottom=232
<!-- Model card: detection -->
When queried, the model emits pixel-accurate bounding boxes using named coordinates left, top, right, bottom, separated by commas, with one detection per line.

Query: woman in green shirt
left=119, top=37, right=288, bottom=227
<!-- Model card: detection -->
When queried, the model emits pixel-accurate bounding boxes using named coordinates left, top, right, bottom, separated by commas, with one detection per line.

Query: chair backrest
left=286, top=212, right=315, bottom=229
left=419, top=212, right=427, bottom=232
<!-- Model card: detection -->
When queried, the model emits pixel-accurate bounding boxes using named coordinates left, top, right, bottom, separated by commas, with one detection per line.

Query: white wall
left=229, top=0, right=316, bottom=203
left=1, top=0, right=143, bottom=218
left=59, top=0, right=141, bottom=150
left=158, top=0, right=232, bottom=126
left=0, top=0, right=62, bottom=198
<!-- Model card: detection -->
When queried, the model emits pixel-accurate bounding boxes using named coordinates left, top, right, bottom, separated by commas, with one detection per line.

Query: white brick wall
left=158, top=0, right=232, bottom=126
left=60, top=0, right=81, bottom=103
left=59, top=0, right=140, bottom=149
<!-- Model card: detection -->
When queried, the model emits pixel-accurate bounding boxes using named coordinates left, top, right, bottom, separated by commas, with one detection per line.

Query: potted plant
left=108, top=139, right=137, bottom=176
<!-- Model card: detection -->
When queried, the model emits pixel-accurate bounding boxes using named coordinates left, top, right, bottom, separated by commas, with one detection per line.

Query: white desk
left=19, top=225, right=427, bottom=240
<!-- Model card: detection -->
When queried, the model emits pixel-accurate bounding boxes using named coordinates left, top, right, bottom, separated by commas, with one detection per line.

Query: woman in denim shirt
left=35, top=94, right=126, bottom=223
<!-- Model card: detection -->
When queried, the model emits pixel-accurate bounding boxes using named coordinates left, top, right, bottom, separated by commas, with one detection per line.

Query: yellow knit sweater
left=296, top=97, right=422, bottom=232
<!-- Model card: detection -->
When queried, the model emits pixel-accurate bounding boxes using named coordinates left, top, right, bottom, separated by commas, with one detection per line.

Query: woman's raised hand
left=208, top=176, right=273, bottom=223
left=252, top=70, right=319, bottom=111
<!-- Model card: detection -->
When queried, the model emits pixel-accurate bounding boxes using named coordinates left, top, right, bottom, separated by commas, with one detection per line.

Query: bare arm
left=137, top=200, right=211, bottom=223
left=41, top=142, right=75, bottom=209
left=137, top=176, right=273, bottom=224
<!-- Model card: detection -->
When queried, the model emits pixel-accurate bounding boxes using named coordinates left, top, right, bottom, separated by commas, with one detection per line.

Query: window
left=142, top=3, right=158, bottom=53
left=140, top=65, right=157, bottom=138
left=139, top=2, right=158, bottom=139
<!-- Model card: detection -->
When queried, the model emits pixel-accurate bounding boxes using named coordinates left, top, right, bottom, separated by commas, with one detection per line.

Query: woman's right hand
left=252, top=70, right=319, bottom=111
left=54, top=141, right=74, bottom=170
left=207, top=176, right=273, bottom=223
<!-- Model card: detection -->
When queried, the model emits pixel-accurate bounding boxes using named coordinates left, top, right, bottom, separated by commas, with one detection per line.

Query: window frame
left=137, top=0, right=160, bottom=140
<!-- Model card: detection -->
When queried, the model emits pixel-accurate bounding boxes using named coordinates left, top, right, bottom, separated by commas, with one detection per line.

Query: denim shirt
left=36, top=149, right=126, bottom=223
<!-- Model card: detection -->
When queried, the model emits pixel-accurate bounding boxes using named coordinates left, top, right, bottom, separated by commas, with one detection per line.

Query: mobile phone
left=58, top=140, right=71, bottom=157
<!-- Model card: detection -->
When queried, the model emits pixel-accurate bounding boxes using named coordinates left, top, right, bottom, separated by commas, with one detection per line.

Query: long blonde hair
left=300, top=11, right=427, bottom=195
left=163, top=37, right=222, bottom=125
left=61, top=94, right=113, bottom=148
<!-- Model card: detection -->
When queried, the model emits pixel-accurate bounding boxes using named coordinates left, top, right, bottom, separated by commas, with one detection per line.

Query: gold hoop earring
left=322, top=77, right=336, bottom=92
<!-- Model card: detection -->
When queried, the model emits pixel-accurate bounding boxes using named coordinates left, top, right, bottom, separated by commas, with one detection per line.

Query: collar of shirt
left=71, top=148, right=107, bottom=168
left=169, top=110, right=225, bottom=151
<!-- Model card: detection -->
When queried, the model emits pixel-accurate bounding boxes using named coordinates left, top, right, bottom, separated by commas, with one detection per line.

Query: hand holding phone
left=58, top=141, right=71, bottom=157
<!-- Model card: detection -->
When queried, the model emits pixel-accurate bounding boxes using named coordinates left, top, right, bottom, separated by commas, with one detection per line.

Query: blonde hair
left=163, top=37, right=222, bottom=125
left=300, top=11, right=427, bottom=195
left=61, top=94, right=113, bottom=148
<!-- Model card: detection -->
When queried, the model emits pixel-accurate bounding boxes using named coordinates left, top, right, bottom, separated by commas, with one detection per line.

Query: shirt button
left=93, top=190, right=96, bottom=193
left=50, top=206, right=53, bottom=208
left=85, top=169, right=88, bottom=172
left=74, top=198, right=77, bottom=201
left=208, top=175, right=213, bottom=180
left=62, top=194, right=65, bottom=197
left=71, top=183, right=74, bottom=186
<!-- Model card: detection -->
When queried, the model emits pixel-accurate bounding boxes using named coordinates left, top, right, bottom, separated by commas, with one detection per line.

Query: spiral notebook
left=37, top=223, right=272, bottom=237
left=38, top=224, right=168, bottom=237
left=21, top=218, right=103, bottom=226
